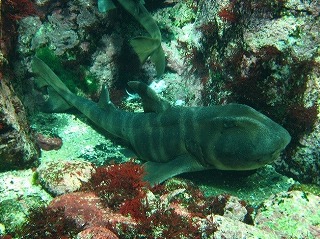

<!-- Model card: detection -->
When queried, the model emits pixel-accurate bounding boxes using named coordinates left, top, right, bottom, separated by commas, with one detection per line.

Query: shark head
left=200, top=104, right=291, bottom=171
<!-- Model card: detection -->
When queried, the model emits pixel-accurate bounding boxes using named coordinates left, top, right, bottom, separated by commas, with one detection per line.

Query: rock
left=0, top=169, right=52, bottom=235
left=76, top=227, right=119, bottom=239
left=255, top=190, right=320, bottom=238
left=36, top=133, right=63, bottom=151
left=200, top=215, right=277, bottom=239
left=48, top=192, right=134, bottom=229
left=37, top=159, right=96, bottom=196
left=0, top=77, right=40, bottom=171
left=218, top=195, right=249, bottom=222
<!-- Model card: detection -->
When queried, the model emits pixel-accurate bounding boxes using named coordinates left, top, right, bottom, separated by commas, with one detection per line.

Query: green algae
left=153, top=0, right=197, bottom=33
left=0, top=199, right=27, bottom=235
left=289, top=183, right=320, bottom=196
left=256, top=191, right=320, bottom=239
left=35, top=47, right=99, bottom=96
left=0, top=170, right=53, bottom=235
left=0, top=195, right=50, bottom=235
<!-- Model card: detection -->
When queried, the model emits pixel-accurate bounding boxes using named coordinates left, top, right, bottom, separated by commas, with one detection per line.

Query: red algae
left=20, top=162, right=257, bottom=238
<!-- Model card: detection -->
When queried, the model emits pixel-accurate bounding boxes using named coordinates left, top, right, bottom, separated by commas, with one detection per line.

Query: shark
left=32, top=57, right=291, bottom=185
left=98, top=0, right=165, bottom=77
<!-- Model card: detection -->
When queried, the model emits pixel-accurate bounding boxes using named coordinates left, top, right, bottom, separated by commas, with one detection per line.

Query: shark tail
left=97, top=0, right=116, bottom=13
left=130, top=36, right=165, bottom=77
left=31, top=57, right=74, bottom=112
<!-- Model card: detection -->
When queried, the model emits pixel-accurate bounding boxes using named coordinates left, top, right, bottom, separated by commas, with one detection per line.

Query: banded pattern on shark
left=98, top=0, right=165, bottom=76
left=32, top=57, right=291, bottom=185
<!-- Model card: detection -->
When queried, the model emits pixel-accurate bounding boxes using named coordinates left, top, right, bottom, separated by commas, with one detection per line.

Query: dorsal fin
left=127, top=81, right=171, bottom=113
left=98, top=84, right=116, bottom=110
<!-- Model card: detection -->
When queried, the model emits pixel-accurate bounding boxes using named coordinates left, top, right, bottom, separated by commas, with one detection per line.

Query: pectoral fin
left=185, top=139, right=208, bottom=167
left=143, top=155, right=206, bottom=186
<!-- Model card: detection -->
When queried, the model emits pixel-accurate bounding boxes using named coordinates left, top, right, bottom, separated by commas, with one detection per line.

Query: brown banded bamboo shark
left=32, top=57, right=291, bottom=186
left=98, top=0, right=165, bottom=77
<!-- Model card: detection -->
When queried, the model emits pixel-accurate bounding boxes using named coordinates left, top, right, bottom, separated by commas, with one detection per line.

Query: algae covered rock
left=76, top=227, right=119, bottom=239
left=0, top=169, right=52, bottom=235
left=0, top=77, right=40, bottom=170
left=255, top=190, right=320, bottom=238
left=37, top=159, right=96, bottom=196
left=200, top=215, right=277, bottom=239
left=48, top=192, right=134, bottom=228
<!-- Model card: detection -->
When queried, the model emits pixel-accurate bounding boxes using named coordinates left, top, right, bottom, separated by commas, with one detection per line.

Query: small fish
left=32, top=57, right=291, bottom=185
left=98, top=0, right=165, bottom=76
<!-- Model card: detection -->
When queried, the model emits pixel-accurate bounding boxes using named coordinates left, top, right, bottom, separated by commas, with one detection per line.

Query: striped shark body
left=32, top=57, right=291, bottom=185
left=98, top=0, right=165, bottom=76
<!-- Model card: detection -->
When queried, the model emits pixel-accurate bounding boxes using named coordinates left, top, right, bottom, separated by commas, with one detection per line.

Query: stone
left=37, top=159, right=96, bottom=196
left=0, top=77, right=40, bottom=171
left=76, top=227, right=119, bottom=239
left=48, top=192, right=134, bottom=228
left=255, top=190, right=320, bottom=238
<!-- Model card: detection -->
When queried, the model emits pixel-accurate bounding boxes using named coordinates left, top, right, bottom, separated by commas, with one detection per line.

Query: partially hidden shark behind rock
left=32, top=57, right=291, bottom=186
left=98, top=0, right=165, bottom=77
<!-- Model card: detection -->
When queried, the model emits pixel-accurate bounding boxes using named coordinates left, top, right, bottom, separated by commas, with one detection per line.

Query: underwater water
left=0, top=0, right=320, bottom=238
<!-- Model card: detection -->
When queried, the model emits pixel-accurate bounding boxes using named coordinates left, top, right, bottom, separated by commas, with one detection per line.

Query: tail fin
left=32, top=57, right=73, bottom=112
left=130, top=36, right=165, bottom=77
left=150, top=45, right=165, bottom=77
left=97, top=0, right=116, bottom=13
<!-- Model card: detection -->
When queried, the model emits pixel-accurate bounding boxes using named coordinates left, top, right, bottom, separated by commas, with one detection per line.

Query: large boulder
left=0, top=76, right=40, bottom=170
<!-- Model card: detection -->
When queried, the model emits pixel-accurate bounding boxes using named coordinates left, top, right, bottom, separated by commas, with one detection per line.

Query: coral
left=251, top=0, right=287, bottom=18
left=116, top=178, right=255, bottom=238
left=201, top=215, right=273, bottom=239
left=0, top=199, right=30, bottom=235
